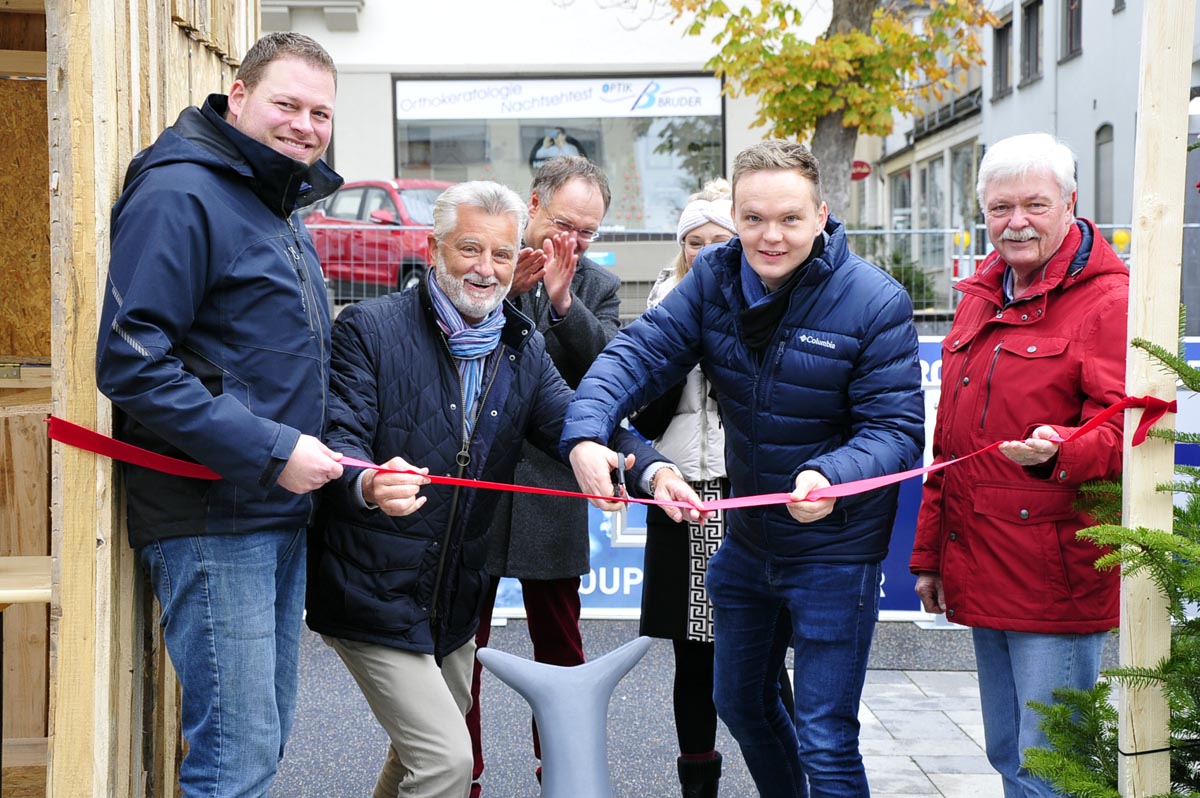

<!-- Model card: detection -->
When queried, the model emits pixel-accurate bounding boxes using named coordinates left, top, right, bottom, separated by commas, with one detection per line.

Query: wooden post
left=46, top=0, right=122, bottom=793
left=1119, top=2, right=1197, bottom=796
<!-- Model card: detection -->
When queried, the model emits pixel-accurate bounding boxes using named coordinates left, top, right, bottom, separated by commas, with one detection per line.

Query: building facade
left=876, top=0, right=1200, bottom=330
left=264, top=0, right=839, bottom=309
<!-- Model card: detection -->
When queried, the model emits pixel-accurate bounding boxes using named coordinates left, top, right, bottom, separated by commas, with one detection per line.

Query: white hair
left=432, top=181, right=527, bottom=246
left=976, top=133, right=1077, bottom=206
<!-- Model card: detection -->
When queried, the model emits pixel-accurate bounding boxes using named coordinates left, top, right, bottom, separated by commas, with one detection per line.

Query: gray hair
left=432, top=181, right=528, bottom=245
left=236, top=32, right=336, bottom=90
left=530, top=156, right=612, bottom=213
left=977, top=133, right=1077, bottom=206
left=732, top=140, right=823, bottom=208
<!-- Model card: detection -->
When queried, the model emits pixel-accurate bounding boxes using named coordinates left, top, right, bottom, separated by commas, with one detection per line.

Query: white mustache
left=1000, top=227, right=1040, bottom=242
left=465, top=275, right=499, bottom=287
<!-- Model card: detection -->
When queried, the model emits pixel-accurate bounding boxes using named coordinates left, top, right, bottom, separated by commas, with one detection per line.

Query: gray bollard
left=476, top=636, right=652, bottom=798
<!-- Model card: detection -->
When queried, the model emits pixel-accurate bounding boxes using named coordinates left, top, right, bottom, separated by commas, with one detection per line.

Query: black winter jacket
left=306, top=282, right=666, bottom=659
left=96, top=94, right=342, bottom=548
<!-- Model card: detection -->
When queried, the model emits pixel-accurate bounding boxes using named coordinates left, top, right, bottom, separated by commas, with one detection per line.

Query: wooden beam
left=0, top=47, right=44, bottom=75
left=0, top=1, right=44, bottom=14
left=0, top=365, right=52, bottom=389
left=1119, top=2, right=1197, bottom=796
left=45, top=0, right=117, bottom=792
left=0, top=557, right=52, bottom=608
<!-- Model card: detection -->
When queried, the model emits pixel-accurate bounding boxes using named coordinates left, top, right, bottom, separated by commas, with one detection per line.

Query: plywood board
left=0, top=79, right=49, bottom=359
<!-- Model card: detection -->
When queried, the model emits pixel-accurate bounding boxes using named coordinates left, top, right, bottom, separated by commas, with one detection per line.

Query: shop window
left=393, top=76, right=724, bottom=233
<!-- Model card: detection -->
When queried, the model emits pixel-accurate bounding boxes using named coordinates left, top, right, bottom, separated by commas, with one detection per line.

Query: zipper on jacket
left=287, top=215, right=327, bottom=524
left=429, top=342, right=503, bottom=652
left=747, top=332, right=788, bottom=541
left=979, top=340, right=1004, bottom=429
left=287, top=218, right=320, bottom=337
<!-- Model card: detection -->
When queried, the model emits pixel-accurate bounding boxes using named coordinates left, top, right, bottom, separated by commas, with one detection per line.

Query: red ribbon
left=46, top=394, right=1176, bottom=512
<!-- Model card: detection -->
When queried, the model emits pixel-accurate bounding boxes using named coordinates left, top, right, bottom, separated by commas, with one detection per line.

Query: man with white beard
left=305, top=181, right=702, bottom=798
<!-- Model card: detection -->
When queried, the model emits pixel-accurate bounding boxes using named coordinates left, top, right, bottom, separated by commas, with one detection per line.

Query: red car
left=303, top=178, right=455, bottom=302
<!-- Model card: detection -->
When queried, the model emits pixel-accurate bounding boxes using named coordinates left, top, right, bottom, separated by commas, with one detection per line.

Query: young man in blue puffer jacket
left=562, top=140, right=924, bottom=797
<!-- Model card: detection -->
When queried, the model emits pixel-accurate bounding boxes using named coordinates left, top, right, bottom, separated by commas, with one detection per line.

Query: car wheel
left=397, top=262, right=424, bottom=292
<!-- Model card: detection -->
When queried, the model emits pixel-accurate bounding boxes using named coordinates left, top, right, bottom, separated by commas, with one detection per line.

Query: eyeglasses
left=985, top=200, right=1059, bottom=220
left=549, top=216, right=600, bottom=243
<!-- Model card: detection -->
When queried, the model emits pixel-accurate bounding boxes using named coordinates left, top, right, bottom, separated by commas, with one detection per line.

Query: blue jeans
left=707, top=534, right=880, bottom=798
left=972, top=628, right=1107, bottom=798
left=141, top=529, right=307, bottom=798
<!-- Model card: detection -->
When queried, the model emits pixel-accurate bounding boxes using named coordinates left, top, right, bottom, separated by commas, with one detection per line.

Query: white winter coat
left=645, top=266, right=726, bottom=482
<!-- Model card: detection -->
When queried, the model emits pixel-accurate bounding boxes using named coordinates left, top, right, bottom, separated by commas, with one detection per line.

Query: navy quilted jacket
left=306, top=282, right=664, bottom=658
left=562, top=218, right=924, bottom=563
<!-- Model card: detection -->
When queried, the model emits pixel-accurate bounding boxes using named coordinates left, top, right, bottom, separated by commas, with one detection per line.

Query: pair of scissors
left=611, top=452, right=627, bottom=499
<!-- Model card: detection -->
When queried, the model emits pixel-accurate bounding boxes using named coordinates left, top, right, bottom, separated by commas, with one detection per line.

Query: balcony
left=261, top=0, right=364, bottom=32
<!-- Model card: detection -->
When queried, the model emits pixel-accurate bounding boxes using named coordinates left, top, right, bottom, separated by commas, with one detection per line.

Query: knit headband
left=676, top=198, right=737, bottom=244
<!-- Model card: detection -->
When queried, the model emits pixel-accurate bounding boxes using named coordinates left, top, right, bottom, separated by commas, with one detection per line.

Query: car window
left=398, top=189, right=442, bottom=226
left=327, top=188, right=365, bottom=220
left=363, top=187, right=398, bottom=219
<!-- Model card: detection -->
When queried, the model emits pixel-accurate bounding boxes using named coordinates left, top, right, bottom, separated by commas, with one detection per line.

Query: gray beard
left=433, top=255, right=511, bottom=322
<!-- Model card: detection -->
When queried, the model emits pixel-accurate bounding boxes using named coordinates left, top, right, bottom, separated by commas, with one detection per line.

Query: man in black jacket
left=306, top=180, right=700, bottom=798
left=96, top=33, right=344, bottom=798
left=468, top=156, right=622, bottom=794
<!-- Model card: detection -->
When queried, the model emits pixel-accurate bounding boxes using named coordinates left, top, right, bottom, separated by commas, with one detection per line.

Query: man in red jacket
left=910, top=132, right=1128, bottom=798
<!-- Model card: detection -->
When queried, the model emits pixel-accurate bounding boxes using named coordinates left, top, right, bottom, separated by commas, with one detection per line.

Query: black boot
left=678, top=752, right=722, bottom=798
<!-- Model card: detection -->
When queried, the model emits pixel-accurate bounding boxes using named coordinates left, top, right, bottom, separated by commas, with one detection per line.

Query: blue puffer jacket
left=306, top=283, right=666, bottom=658
left=96, top=94, right=342, bottom=548
left=562, top=218, right=924, bottom=563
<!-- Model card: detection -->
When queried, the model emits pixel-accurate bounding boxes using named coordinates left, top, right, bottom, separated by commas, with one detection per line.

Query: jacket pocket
left=322, top=521, right=431, bottom=632
left=969, top=481, right=1079, bottom=606
left=972, top=481, right=1077, bottom=524
left=994, top=335, right=1070, bottom=362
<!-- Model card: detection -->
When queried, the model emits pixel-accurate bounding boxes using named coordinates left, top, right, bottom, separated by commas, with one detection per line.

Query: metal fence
left=312, top=219, right=1199, bottom=334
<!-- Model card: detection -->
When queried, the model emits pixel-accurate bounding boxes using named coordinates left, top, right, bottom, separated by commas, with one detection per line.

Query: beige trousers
left=324, top=635, right=476, bottom=798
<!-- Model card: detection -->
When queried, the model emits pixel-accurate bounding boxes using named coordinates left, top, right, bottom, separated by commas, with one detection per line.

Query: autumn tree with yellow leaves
left=669, top=0, right=999, bottom=213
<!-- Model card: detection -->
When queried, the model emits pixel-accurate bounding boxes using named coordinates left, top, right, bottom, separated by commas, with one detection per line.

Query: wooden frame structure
left=0, top=1, right=256, bottom=795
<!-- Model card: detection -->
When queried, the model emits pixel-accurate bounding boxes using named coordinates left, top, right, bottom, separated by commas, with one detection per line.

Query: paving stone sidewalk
left=275, top=619, right=1114, bottom=796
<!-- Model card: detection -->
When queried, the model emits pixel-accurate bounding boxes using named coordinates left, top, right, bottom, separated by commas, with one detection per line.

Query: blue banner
left=496, top=337, right=1193, bottom=620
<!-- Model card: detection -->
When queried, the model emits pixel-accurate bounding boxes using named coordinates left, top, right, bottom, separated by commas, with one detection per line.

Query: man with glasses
left=466, top=156, right=638, bottom=796
left=911, top=133, right=1129, bottom=798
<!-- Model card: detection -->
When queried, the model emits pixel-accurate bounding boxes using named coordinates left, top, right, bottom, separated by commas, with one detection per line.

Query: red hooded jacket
left=910, top=219, right=1128, bottom=634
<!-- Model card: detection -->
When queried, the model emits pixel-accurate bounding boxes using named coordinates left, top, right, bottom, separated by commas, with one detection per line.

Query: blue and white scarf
left=428, top=274, right=506, bottom=433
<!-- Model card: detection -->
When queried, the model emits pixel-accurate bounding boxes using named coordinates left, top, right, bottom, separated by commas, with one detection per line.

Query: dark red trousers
left=467, top=575, right=585, bottom=796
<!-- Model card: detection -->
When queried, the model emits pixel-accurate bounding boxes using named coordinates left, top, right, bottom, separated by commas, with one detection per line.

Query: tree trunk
left=810, top=0, right=880, bottom=218
left=812, top=110, right=860, bottom=217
